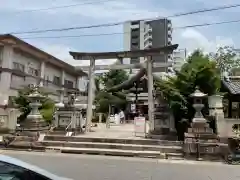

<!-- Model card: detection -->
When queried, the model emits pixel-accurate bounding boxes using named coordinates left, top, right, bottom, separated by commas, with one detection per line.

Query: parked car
left=0, top=154, right=72, bottom=180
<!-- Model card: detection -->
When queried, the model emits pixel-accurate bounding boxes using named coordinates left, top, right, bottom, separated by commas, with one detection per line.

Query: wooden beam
left=70, top=44, right=178, bottom=60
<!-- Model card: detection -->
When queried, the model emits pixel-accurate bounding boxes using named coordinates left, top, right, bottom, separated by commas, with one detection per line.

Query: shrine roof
left=69, top=44, right=178, bottom=60
left=221, top=78, right=240, bottom=95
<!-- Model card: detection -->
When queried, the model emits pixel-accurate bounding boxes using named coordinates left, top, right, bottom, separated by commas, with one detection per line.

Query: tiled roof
left=0, top=34, right=87, bottom=77
left=222, top=79, right=240, bottom=95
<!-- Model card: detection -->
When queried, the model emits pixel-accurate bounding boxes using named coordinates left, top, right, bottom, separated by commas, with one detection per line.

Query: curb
left=1, top=145, right=46, bottom=153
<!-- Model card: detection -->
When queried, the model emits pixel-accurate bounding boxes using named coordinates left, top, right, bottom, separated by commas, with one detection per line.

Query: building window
left=0, top=47, right=3, bottom=62
left=53, top=76, right=61, bottom=86
left=131, top=28, right=139, bottom=33
left=43, top=75, right=49, bottom=86
left=131, top=42, right=138, bottom=46
left=13, top=62, right=25, bottom=72
left=131, top=35, right=139, bottom=39
left=131, top=21, right=140, bottom=25
left=64, top=79, right=74, bottom=89
left=28, top=67, right=39, bottom=76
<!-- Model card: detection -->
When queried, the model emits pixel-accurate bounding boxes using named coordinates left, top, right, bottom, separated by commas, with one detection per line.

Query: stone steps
left=45, top=146, right=183, bottom=159
left=43, top=135, right=183, bottom=146
left=48, top=131, right=66, bottom=135
left=42, top=135, right=184, bottom=159
left=42, top=141, right=182, bottom=153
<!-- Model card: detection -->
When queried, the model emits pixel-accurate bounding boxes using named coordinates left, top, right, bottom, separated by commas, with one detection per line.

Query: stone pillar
left=7, top=109, right=20, bottom=132
left=208, top=95, right=223, bottom=116
left=99, top=113, right=103, bottom=123
left=71, top=112, right=76, bottom=130
left=39, top=61, right=45, bottom=87
left=0, top=44, right=13, bottom=105
left=147, top=56, right=154, bottom=132
left=60, top=70, right=65, bottom=103
left=54, top=111, right=59, bottom=127
left=169, top=113, right=176, bottom=132
left=86, top=57, right=95, bottom=132
left=76, top=76, right=80, bottom=89
left=209, top=95, right=227, bottom=139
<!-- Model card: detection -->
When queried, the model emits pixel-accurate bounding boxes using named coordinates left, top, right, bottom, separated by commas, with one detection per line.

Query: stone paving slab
left=77, top=123, right=147, bottom=139
left=45, top=146, right=166, bottom=159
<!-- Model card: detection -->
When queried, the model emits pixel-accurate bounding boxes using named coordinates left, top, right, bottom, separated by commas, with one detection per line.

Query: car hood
left=0, top=155, right=74, bottom=180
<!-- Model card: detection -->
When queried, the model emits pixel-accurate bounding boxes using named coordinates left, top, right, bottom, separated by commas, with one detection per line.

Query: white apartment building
left=123, top=19, right=172, bottom=75
left=0, top=34, right=88, bottom=106
left=171, top=48, right=187, bottom=72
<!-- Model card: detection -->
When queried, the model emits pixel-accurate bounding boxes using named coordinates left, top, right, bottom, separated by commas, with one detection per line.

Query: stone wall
left=0, top=108, right=20, bottom=133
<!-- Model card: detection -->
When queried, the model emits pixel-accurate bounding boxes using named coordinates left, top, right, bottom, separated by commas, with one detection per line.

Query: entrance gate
left=69, top=44, right=178, bottom=133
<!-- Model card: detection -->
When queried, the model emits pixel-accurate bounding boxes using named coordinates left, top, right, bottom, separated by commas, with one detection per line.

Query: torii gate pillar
left=146, top=56, right=154, bottom=132
left=86, top=57, right=95, bottom=132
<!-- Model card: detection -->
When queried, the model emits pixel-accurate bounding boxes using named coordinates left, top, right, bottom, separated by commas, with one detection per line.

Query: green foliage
left=14, top=87, right=55, bottom=123
left=210, top=46, right=240, bottom=73
left=155, top=77, right=186, bottom=109
left=99, top=69, right=129, bottom=89
left=155, top=49, right=221, bottom=122
left=95, top=70, right=129, bottom=113
left=180, top=50, right=221, bottom=95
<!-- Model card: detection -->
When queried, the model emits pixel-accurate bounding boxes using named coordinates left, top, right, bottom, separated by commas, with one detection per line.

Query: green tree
left=155, top=49, right=221, bottom=127
left=210, top=46, right=240, bottom=73
left=95, top=69, right=129, bottom=114
left=14, top=87, right=55, bottom=123
left=154, top=49, right=221, bottom=140
left=99, top=69, right=129, bottom=89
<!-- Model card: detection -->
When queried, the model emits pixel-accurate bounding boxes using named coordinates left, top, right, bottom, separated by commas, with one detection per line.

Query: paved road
left=1, top=151, right=240, bottom=180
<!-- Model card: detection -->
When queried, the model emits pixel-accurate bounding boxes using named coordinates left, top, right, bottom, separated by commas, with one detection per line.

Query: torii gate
left=69, top=44, right=178, bottom=132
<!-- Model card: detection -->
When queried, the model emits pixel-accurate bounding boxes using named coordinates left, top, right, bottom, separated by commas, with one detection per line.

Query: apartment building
left=0, top=34, right=88, bottom=105
left=171, top=48, right=187, bottom=72
left=123, top=19, right=172, bottom=75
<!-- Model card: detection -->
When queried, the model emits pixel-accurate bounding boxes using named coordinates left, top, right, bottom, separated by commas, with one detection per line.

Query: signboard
left=131, top=104, right=136, bottom=113
left=0, top=115, right=7, bottom=127
left=58, top=115, right=71, bottom=127
left=134, top=116, right=146, bottom=137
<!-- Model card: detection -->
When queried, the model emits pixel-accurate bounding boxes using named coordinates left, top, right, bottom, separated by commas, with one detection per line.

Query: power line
left=20, top=18, right=240, bottom=40
left=8, top=3, right=240, bottom=35
left=8, top=0, right=118, bottom=14
left=175, top=19, right=240, bottom=29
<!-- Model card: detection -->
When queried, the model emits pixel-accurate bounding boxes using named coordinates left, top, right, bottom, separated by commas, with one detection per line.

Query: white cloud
left=180, top=28, right=234, bottom=53
left=29, top=41, right=117, bottom=66
left=1, top=0, right=238, bottom=67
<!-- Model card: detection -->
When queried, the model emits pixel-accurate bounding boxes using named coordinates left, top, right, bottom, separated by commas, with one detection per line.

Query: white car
left=0, top=154, right=72, bottom=180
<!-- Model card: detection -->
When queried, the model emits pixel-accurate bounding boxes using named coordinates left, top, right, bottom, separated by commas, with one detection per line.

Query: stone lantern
left=22, top=84, right=48, bottom=135
left=189, top=87, right=207, bottom=123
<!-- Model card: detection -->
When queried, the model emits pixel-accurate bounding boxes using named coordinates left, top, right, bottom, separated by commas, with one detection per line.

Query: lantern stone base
left=19, top=117, right=49, bottom=137
left=184, top=122, right=221, bottom=160
left=3, top=134, right=45, bottom=151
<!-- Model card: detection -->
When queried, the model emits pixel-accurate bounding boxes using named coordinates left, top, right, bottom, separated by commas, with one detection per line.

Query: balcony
left=144, top=40, right=152, bottom=49
left=146, top=27, right=152, bottom=33
left=43, top=82, right=61, bottom=95
left=144, top=34, right=152, bottom=42
left=24, top=76, right=38, bottom=86
left=167, top=22, right=172, bottom=28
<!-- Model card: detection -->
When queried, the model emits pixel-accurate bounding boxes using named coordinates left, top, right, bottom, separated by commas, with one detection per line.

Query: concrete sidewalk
left=77, top=123, right=149, bottom=139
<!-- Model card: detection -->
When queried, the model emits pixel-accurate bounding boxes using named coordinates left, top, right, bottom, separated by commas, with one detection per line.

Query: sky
left=0, top=0, right=240, bottom=66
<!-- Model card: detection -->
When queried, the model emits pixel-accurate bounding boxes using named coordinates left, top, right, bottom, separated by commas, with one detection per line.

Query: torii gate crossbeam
left=69, top=44, right=178, bottom=133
